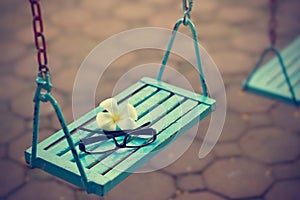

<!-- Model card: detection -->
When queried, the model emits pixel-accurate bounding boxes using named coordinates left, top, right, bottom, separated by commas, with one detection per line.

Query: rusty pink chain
left=269, top=0, right=277, bottom=45
left=29, top=0, right=49, bottom=73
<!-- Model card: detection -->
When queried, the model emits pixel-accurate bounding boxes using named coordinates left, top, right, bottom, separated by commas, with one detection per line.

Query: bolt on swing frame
left=27, top=0, right=215, bottom=196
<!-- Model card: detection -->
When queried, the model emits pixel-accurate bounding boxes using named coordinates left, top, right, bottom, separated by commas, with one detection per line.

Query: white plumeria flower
left=96, top=98, right=138, bottom=131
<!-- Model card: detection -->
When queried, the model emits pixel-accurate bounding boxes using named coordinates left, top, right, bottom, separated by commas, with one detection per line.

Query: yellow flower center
left=111, top=113, right=121, bottom=123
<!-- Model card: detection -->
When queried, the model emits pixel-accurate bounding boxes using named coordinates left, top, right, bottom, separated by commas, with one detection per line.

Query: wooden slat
left=104, top=103, right=211, bottom=184
left=80, top=94, right=184, bottom=170
left=25, top=77, right=215, bottom=196
left=141, top=77, right=215, bottom=106
left=46, top=85, right=158, bottom=156
left=60, top=89, right=172, bottom=166
left=36, top=81, right=148, bottom=150
left=91, top=99, right=198, bottom=175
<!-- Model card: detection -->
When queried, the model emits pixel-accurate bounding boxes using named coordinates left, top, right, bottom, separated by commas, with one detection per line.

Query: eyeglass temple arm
left=80, top=128, right=156, bottom=145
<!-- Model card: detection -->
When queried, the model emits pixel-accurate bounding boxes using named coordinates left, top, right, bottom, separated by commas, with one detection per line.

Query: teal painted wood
left=46, top=86, right=158, bottom=156
left=25, top=77, right=215, bottom=196
left=243, top=36, right=300, bottom=106
left=91, top=99, right=198, bottom=175
left=60, top=89, right=172, bottom=166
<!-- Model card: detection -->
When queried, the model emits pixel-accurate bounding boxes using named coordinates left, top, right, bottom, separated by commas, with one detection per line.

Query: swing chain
left=182, top=0, right=193, bottom=12
left=269, top=0, right=277, bottom=45
left=182, top=0, right=193, bottom=25
left=29, top=0, right=49, bottom=75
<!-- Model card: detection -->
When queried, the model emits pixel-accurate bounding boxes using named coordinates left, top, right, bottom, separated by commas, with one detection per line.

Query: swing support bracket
left=30, top=72, right=90, bottom=192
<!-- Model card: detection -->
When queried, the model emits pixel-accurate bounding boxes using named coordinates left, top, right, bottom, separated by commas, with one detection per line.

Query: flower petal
left=96, top=112, right=117, bottom=131
left=117, top=118, right=137, bottom=130
left=99, top=98, right=119, bottom=114
left=120, top=103, right=138, bottom=120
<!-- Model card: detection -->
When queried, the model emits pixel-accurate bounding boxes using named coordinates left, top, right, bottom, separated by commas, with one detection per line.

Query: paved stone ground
left=1, top=0, right=300, bottom=199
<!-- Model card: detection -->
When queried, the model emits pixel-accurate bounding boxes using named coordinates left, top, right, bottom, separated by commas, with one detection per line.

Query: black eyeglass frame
left=78, top=122, right=157, bottom=154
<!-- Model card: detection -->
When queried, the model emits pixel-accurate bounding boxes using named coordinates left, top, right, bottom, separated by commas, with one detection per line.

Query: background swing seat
left=25, top=77, right=215, bottom=196
left=243, top=36, right=300, bottom=106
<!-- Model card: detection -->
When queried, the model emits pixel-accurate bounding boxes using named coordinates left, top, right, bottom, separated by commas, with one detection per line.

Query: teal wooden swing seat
left=243, top=36, right=300, bottom=106
left=26, top=0, right=215, bottom=196
left=25, top=77, right=215, bottom=196
left=243, top=0, right=299, bottom=107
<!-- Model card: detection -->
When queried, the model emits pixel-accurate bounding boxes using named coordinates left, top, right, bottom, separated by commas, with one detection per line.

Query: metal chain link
left=182, top=0, right=193, bottom=25
left=182, top=0, right=193, bottom=12
left=29, top=0, right=49, bottom=74
left=269, top=0, right=277, bottom=45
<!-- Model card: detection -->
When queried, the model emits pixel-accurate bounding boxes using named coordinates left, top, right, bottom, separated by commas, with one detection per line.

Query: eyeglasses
left=78, top=122, right=157, bottom=154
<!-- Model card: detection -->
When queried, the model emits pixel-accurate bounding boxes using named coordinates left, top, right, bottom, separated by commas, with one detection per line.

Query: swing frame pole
left=30, top=72, right=89, bottom=190
left=157, top=0, right=209, bottom=96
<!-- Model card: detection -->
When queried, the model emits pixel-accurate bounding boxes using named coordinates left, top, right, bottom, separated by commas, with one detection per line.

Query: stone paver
left=231, top=32, right=268, bottom=55
left=49, top=35, right=97, bottom=62
left=114, top=2, right=155, bottom=22
left=83, top=19, right=128, bottom=40
left=148, top=8, right=181, bottom=28
left=265, top=180, right=300, bottom=200
left=270, top=103, right=300, bottom=133
left=1, top=0, right=300, bottom=200
left=0, top=75, right=31, bottom=100
left=240, top=127, right=300, bottom=164
left=80, top=0, right=117, bottom=16
left=0, top=144, right=6, bottom=158
left=25, top=168, right=53, bottom=182
left=212, top=50, right=254, bottom=75
left=50, top=8, right=92, bottom=32
left=163, top=140, right=215, bottom=175
left=272, top=161, right=300, bottom=180
left=7, top=181, right=75, bottom=200
left=213, top=142, right=242, bottom=158
left=0, top=41, right=27, bottom=65
left=174, top=191, right=225, bottom=200
left=242, top=112, right=273, bottom=128
left=218, top=4, right=262, bottom=25
left=8, top=128, right=54, bottom=165
left=105, top=172, right=175, bottom=200
left=0, top=160, right=25, bottom=197
left=51, top=65, right=79, bottom=94
left=15, top=24, right=60, bottom=47
left=217, top=111, right=247, bottom=142
left=197, top=110, right=246, bottom=144
left=203, top=158, right=273, bottom=199
left=11, top=89, right=67, bottom=119
left=177, top=174, right=205, bottom=191
left=200, top=22, right=236, bottom=41
left=226, top=84, right=276, bottom=113
left=192, top=0, right=219, bottom=17
left=13, top=54, right=39, bottom=80
left=0, top=113, right=25, bottom=144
